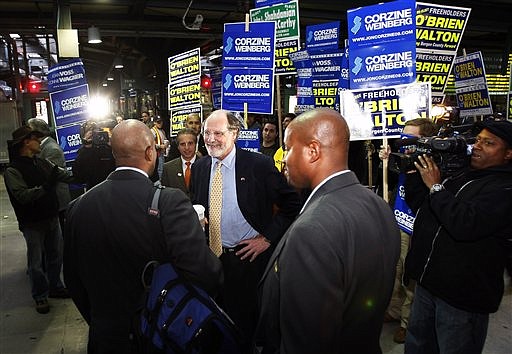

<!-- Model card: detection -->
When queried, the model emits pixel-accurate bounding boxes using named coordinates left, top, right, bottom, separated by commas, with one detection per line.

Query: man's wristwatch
left=430, top=183, right=444, bottom=194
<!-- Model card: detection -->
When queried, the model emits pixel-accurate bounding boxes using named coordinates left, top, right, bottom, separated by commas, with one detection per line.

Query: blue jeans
left=405, top=285, right=489, bottom=354
left=157, top=154, right=165, bottom=179
left=21, top=217, right=65, bottom=301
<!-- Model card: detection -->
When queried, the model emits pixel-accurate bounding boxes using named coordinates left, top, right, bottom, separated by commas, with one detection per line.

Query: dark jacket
left=190, top=147, right=301, bottom=246
left=404, top=163, right=512, bottom=313
left=5, top=156, right=71, bottom=226
left=64, top=170, right=222, bottom=352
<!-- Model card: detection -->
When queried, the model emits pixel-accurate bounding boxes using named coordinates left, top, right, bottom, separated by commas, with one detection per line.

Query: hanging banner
left=56, top=123, right=83, bottom=161
left=168, top=48, right=201, bottom=84
left=306, top=21, right=340, bottom=53
left=50, top=84, right=89, bottom=127
left=170, top=105, right=202, bottom=137
left=340, top=82, right=431, bottom=141
left=221, top=68, right=274, bottom=114
left=223, top=22, right=276, bottom=69
left=250, top=1, right=299, bottom=39
left=47, top=58, right=87, bottom=93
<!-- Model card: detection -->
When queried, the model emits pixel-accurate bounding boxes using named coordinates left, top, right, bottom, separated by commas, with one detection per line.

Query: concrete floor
left=1, top=173, right=510, bottom=354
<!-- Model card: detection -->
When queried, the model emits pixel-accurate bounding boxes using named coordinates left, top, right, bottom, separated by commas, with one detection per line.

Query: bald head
left=111, top=120, right=156, bottom=174
left=284, top=108, right=350, bottom=189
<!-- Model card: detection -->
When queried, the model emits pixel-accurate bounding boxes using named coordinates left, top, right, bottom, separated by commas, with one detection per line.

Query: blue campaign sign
left=453, top=51, right=486, bottom=88
left=47, top=58, right=87, bottom=93
left=50, top=84, right=90, bottom=126
left=254, top=0, right=289, bottom=8
left=210, top=67, right=223, bottom=109
left=306, top=21, right=340, bottom=53
left=349, top=41, right=416, bottom=89
left=223, top=22, right=276, bottom=69
left=221, top=68, right=274, bottom=114
left=289, top=50, right=315, bottom=113
left=56, top=123, right=84, bottom=162
left=348, top=0, right=415, bottom=50
left=311, top=50, right=344, bottom=80
left=236, top=129, right=260, bottom=153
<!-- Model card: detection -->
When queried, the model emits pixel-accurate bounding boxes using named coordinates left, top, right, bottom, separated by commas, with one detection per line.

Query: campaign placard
left=56, top=122, right=84, bottom=161
left=221, top=68, right=274, bottom=114
left=254, top=0, right=289, bottom=8
left=168, top=48, right=201, bottom=84
left=340, top=82, right=431, bottom=140
left=210, top=67, right=223, bottom=109
left=416, top=3, right=471, bottom=52
left=289, top=50, right=314, bottom=113
left=223, top=22, right=276, bottom=69
left=250, top=1, right=299, bottom=40
left=236, top=129, right=261, bottom=153
left=275, top=38, right=300, bottom=75
left=168, top=78, right=201, bottom=110
left=508, top=63, right=512, bottom=119
left=347, top=0, right=415, bottom=50
left=456, top=84, right=493, bottom=118
left=306, top=21, right=340, bottom=53
left=416, top=52, right=455, bottom=93
left=349, top=41, right=415, bottom=89
left=311, top=50, right=344, bottom=80
left=47, top=58, right=87, bottom=93
left=50, top=84, right=89, bottom=127
left=453, top=52, right=486, bottom=88
left=313, top=79, right=340, bottom=110
left=170, top=105, right=202, bottom=137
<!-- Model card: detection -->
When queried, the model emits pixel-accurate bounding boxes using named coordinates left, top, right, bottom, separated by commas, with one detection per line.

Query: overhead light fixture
left=102, top=82, right=108, bottom=87
left=182, top=0, right=203, bottom=31
left=87, top=26, right=102, bottom=44
left=113, top=57, right=124, bottom=69
left=107, top=75, right=114, bottom=81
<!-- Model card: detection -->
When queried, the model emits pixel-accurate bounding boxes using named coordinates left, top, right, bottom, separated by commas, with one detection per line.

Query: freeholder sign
left=169, top=105, right=202, bottom=137
left=416, top=3, right=470, bottom=52
left=416, top=52, right=455, bottom=93
left=221, top=68, right=274, bottom=114
left=47, top=58, right=87, bottom=92
left=168, top=48, right=200, bottom=83
left=223, top=22, right=276, bottom=69
left=168, top=78, right=201, bottom=110
left=454, top=52, right=492, bottom=117
left=340, top=82, right=431, bottom=141
left=275, top=38, right=300, bottom=75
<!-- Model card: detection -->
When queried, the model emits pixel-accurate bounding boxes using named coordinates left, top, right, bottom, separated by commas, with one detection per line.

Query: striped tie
left=209, top=161, right=223, bottom=257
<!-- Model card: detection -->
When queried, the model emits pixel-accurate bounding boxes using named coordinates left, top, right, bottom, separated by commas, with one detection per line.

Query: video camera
left=80, top=120, right=115, bottom=148
left=388, top=125, right=475, bottom=176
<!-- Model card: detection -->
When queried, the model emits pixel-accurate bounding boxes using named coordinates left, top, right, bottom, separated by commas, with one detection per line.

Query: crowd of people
left=4, top=107, right=512, bottom=354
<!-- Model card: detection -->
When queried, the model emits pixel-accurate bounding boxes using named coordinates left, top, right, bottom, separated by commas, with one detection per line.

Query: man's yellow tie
left=209, top=161, right=223, bottom=257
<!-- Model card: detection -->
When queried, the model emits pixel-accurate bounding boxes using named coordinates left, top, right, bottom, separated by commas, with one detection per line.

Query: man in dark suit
left=64, top=120, right=222, bottom=353
left=161, top=128, right=198, bottom=197
left=258, top=108, right=400, bottom=354
left=190, top=110, right=300, bottom=352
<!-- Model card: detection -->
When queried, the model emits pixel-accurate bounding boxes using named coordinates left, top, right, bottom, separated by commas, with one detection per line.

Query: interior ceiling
left=0, top=0, right=511, bottom=88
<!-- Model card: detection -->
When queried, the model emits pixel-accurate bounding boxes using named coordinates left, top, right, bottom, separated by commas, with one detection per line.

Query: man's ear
left=505, top=148, right=512, bottom=162
left=308, top=140, right=320, bottom=163
left=145, top=145, right=154, bottom=162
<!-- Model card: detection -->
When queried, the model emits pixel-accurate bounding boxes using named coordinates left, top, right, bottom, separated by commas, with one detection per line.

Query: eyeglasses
left=203, top=130, right=230, bottom=139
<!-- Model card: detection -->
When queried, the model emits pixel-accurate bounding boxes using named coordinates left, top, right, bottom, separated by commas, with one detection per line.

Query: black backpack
left=139, top=184, right=243, bottom=354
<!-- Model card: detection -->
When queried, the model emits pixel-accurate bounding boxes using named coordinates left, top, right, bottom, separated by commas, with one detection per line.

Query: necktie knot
left=185, top=161, right=191, bottom=167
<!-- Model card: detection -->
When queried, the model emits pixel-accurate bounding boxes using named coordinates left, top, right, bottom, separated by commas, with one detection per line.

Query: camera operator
left=73, top=121, right=116, bottom=190
left=403, top=120, right=512, bottom=354
left=378, top=118, right=437, bottom=344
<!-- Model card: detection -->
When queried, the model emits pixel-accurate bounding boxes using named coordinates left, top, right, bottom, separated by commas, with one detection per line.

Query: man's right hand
left=378, top=145, right=391, bottom=160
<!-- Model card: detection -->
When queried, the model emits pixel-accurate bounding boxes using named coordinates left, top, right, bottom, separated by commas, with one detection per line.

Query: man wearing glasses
left=190, top=110, right=301, bottom=353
